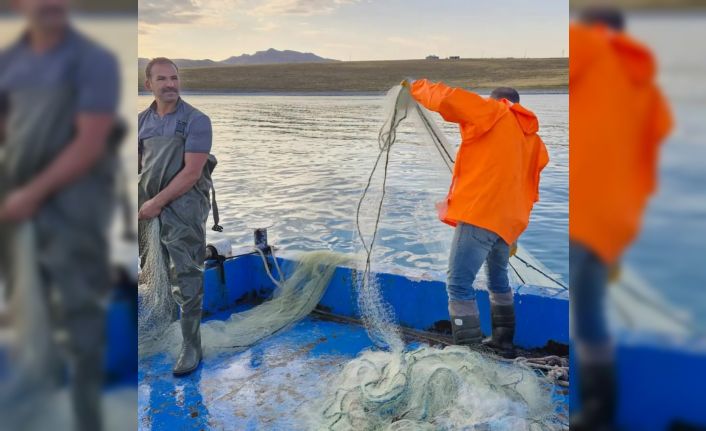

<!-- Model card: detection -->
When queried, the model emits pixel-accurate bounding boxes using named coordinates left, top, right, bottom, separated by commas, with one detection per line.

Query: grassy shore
left=138, top=58, right=568, bottom=93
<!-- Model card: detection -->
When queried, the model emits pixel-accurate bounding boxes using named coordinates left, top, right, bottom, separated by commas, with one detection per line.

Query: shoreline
left=138, top=88, right=568, bottom=97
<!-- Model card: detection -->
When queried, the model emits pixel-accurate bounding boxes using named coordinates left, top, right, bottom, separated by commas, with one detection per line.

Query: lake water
left=626, top=14, right=706, bottom=328
left=138, top=92, right=569, bottom=282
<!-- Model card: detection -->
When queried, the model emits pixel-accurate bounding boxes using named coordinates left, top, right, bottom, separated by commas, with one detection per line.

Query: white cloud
left=139, top=0, right=204, bottom=25
left=139, top=0, right=239, bottom=26
left=250, top=0, right=360, bottom=17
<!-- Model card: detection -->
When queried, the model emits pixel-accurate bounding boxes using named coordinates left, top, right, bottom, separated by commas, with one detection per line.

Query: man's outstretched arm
left=409, top=79, right=505, bottom=133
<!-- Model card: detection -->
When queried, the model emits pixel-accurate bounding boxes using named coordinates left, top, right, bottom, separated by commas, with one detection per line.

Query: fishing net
left=316, top=346, right=563, bottom=430
left=138, top=217, right=350, bottom=357
left=137, top=219, right=176, bottom=347
left=0, top=223, right=59, bottom=429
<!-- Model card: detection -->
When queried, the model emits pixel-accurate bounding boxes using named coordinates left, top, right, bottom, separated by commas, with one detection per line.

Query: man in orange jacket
left=407, top=79, right=549, bottom=356
left=570, top=7, right=672, bottom=431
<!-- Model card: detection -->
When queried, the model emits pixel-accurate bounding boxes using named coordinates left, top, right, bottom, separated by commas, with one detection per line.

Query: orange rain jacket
left=570, top=23, right=672, bottom=264
left=410, top=79, right=549, bottom=245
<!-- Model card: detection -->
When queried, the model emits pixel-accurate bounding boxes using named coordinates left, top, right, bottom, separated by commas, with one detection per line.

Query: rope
left=253, top=246, right=285, bottom=289
left=513, top=254, right=569, bottom=290
left=414, top=104, right=455, bottom=171
left=510, top=355, right=569, bottom=387
left=355, top=87, right=409, bottom=287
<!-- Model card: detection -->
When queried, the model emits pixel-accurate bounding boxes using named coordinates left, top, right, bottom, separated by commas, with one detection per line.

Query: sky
left=139, top=0, right=568, bottom=61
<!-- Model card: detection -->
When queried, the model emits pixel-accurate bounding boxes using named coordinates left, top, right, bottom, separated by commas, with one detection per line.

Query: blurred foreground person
left=570, top=6, right=672, bottom=431
left=0, top=0, right=121, bottom=430
left=406, top=79, right=548, bottom=356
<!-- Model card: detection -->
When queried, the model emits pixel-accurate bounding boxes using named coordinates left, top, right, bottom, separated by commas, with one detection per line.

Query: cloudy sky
left=139, top=0, right=568, bottom=61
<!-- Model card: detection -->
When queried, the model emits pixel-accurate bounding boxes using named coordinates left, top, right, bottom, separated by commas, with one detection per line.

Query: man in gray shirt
left=138, top=57, right=215, bottom=376
left=0, top=0, right=120, bottom=430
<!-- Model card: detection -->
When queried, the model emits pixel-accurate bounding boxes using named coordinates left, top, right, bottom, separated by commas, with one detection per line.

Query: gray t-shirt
left=138, top=98, right=212, bottom=154
left=0, top=27, right=119, bottom=114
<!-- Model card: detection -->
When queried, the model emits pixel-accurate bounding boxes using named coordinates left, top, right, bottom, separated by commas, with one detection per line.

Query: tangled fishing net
left=138, top=217, right=349, bottom=357
left=317, top=347, right=563, bottom=430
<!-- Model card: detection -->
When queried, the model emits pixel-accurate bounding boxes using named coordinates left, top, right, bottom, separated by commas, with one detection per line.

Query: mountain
left=220, top=48, right=336, bottom=65
left=138, top=49, right=337, bottom=70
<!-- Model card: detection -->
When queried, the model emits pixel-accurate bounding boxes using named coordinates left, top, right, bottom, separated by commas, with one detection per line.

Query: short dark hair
left=578, top=6, right=625, bottom=31
left=490, top=87, right=520, bottom=104
left=145, top=57, right=179, bottom=80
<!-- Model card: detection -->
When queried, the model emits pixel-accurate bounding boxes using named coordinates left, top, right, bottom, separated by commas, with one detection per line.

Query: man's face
left=15, top=0, right=69, bottom=32
left=146, top=63, right=180, bottom=104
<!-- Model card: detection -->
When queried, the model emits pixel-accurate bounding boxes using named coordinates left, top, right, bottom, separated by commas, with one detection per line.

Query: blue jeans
left=570, top=241, right=610, bottom=345
left=447, top=222, right=511, bottom=302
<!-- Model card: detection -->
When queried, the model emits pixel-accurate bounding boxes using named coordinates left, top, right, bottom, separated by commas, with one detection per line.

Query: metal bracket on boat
left=254, top=227, right=270, bottom=253
left=206, top=237, right=232, bottom=284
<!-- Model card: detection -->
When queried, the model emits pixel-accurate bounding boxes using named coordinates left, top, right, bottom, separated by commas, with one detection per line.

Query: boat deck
left=138, top=311, right=568, bottom=431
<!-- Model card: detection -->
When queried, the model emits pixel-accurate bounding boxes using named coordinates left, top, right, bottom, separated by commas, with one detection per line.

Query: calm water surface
left=138, top=92, right=569, bottom=281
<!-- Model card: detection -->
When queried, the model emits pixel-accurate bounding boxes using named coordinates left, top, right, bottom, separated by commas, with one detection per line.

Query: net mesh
left=137, top=219, right=176, bottom=349
left=138, top=227, right=350, bottom=358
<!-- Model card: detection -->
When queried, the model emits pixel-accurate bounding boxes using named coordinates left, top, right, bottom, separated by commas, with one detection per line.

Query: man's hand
left=510, top=242, right=518, bottom=257
left=0, top=187, right=42, bottom=222
left=400, top=77, right=416, bottom=88
left=138, top=198, right=163, bottom=220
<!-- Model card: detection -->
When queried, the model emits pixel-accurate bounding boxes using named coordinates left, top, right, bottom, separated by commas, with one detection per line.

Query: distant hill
left=138, top=57, right=568, bottom=93
left=221, top=48, right=336, bottom=65
left=138, top=49, right=336, bottom=71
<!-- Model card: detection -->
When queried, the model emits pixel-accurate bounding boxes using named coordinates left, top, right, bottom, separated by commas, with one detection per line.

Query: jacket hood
left=506, top=101, right=539, bottom=134
left=571, top=23, right=656, bottom=85
left=611, top=31, right=656, bottom=85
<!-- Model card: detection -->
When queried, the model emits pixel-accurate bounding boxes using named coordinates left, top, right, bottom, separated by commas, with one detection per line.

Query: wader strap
left=119, top=160, right=137, bottom=240
left=207, top=155, right=222, bottom=232
left=175, top=105, right=224, bottom=232
left=138, top=110, right=149, bottom=174
left=211, top=185, right=223, bottom=232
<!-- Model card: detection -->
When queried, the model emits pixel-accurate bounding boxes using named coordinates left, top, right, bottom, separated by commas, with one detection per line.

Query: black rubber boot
left=450, top=314, right=482, bottom=346
left=173, top=311, right=203, bottom=376
left=570, top=363, right=617, bottom=431
left=482, top=303, right=516, bottom=358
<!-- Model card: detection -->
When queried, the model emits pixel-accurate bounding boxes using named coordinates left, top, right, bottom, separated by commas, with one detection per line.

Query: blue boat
left=137, top=239, right=571, bottom=430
